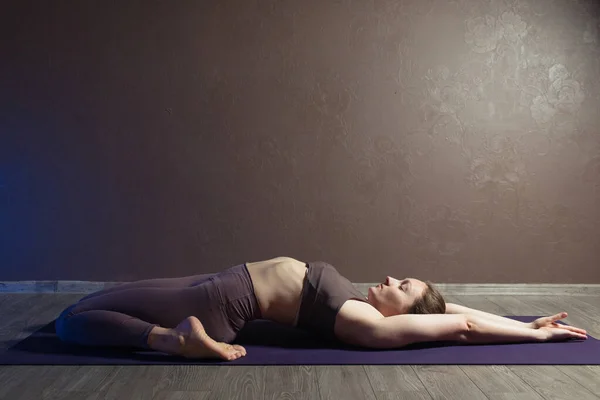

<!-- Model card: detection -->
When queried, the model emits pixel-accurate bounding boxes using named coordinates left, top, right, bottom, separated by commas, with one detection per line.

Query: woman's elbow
left=457, top=315, right=475, bottom=343
left=433, top=314, right=471, bottom=343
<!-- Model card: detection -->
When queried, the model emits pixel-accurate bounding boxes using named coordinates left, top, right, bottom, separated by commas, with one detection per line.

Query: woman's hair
left=408, top=281, right=446, bottom=314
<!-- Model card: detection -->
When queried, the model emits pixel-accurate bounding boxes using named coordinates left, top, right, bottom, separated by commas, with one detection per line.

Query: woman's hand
left=529, top=312, right=587, bottom=337
left=539, top=326, right=588, bottom=342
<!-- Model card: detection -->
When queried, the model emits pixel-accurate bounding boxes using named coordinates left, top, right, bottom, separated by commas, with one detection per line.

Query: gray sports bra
left=295, top=261, right=367, bottom=340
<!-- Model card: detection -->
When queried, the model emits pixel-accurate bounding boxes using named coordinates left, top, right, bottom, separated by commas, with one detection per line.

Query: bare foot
left=173, top=316, right=247, bottom=361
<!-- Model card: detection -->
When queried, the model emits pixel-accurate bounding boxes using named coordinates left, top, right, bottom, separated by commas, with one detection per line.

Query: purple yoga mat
left=0, top=316, right=596, bottom=365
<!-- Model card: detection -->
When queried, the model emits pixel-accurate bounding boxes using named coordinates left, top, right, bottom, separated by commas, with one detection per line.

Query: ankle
left=147, top=326, right=185, bottom=354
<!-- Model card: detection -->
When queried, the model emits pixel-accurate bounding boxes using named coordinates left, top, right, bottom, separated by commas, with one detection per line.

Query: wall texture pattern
left=2, top=0, right=599, bottom=283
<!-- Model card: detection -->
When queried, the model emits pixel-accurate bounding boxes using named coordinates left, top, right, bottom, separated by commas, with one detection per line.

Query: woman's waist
left=246, top=258, right=308, bottom=325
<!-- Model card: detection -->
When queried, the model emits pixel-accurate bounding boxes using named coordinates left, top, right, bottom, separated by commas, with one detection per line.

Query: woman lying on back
left=55, top=257, right=588, bottom=360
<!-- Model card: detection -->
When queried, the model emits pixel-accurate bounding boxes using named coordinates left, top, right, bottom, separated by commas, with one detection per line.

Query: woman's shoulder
left=334, top=299, right=383, bottom=344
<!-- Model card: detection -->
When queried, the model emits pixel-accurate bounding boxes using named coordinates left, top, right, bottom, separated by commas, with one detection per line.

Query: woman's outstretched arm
left=342, top=313, right=587, bottom=349
left=445, top=304, right=588, bottom=336
left=445, top=302, right=530, bottom=328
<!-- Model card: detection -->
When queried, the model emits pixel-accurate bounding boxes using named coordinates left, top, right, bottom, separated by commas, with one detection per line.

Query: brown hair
left=408, top=281, right=446, bottom=314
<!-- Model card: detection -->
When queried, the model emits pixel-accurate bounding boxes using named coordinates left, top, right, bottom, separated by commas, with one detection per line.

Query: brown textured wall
left=1, top=0, right=599, bottom=283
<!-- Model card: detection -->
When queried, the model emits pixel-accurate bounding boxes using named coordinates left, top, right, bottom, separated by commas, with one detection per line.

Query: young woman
left=55, top=256, right=588, bottom=361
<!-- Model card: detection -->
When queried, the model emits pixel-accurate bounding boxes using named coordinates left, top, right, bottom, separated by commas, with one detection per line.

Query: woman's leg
left=55, top=306, right=158, bottom=349
left=55, top=283, right=247, bottom=360
left=56, top=285, right=201, bottom=349
left=77, top=273, right=215, bottom=302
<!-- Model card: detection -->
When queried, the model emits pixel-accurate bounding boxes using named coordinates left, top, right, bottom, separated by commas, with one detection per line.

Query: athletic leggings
left=55, top=264, right=262, bottom=349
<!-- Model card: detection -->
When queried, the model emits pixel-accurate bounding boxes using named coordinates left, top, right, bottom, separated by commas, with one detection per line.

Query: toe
left=232, top=344, right=246, bottom=356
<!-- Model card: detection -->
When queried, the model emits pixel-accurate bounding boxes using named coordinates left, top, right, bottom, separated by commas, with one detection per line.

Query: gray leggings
left=55, top=264, right=261, bottom=349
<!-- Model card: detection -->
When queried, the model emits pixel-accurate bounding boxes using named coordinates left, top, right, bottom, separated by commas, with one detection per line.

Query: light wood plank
left=508, top=366, right=600, bottom=400
left=487, top=395, right=554, bottom=400
left=204, top=366, right=266, bottom=400
left=572, top=296, right=600, bottom=310
left=442, top=295, right=467, bottom=307
left=434, top=284, right=600, bottom=296
left=38, top=366, right=119, bottom=393
left=263, top=366, right=320, bottom=399
left=557, top=365, right=600, bottom=395
left=0, top=293, right=17, bottom=309
left=412, top=366, right=488, bottom=400
left=316, top=366, right=376, bottom=400
left=0, top=294, right=53, bottom=332
left=372, top=392, right=433, bottom=400
left=451, top=295, right=512, bottom=316
left=364, top=365, right=433, bottom=400
left=42, top=389, right=102, bottom=400
left=95, top=366, right=168, bottom=400
left=485, top=296, right=545, bottom=316
left=0, top=294, right=82, bottom=348
left=0, top=294, right=75, bottom=348
left=152, top=366, right=220, bottom=392
left=152, top=391, right=211, bottom=400
left=357, top=283, right=600, bottom=296
left=459, top=366, right=544, bottom=400
left=265, top=392, right=320, bottom=400
left=0, top=365, right=69, bottom=400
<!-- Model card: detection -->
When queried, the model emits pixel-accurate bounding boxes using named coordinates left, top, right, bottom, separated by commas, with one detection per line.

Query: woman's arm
left=353, top=313, right=586, bottom=349
left=362, top=313, right=543, bottom=348
left=445, top=302, right=531, bottom=328
left=445, top=304, right=588, bottom=336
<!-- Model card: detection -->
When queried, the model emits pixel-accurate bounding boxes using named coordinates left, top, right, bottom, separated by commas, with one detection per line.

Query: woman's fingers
left=570, top=330, right=588, bottom=340
left=561, top=327, right=586, bottom=339
left=536, top=313, right=566, bottom=326
left=551, top=312, right=568, bottom=322
left=534, top=312, right=588, bottom=338
left=544, top=327, right=587, bottom=341
left=547, top=312, right=587, bottom=334
left=554, top=323, right=587, bottom=335
left=563, top=330, right=588, bottom=340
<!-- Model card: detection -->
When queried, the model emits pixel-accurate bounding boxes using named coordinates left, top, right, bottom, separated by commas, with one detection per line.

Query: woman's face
left=366, top=276, right=427, bottom=316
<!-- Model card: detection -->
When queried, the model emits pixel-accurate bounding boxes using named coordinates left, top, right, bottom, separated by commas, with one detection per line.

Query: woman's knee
left=55, top=304, right=78, bottom=342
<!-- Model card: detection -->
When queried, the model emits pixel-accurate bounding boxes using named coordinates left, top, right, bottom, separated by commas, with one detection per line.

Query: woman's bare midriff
left=245, top=256, right=308, bottom=326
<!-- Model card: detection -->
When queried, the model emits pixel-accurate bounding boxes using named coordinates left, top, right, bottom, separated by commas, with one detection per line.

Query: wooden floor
left=0, top=293, right=599, bottom=400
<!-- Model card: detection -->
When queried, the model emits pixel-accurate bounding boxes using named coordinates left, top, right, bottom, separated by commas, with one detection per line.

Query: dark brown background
left=2, top=0, right=599, bottom=283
